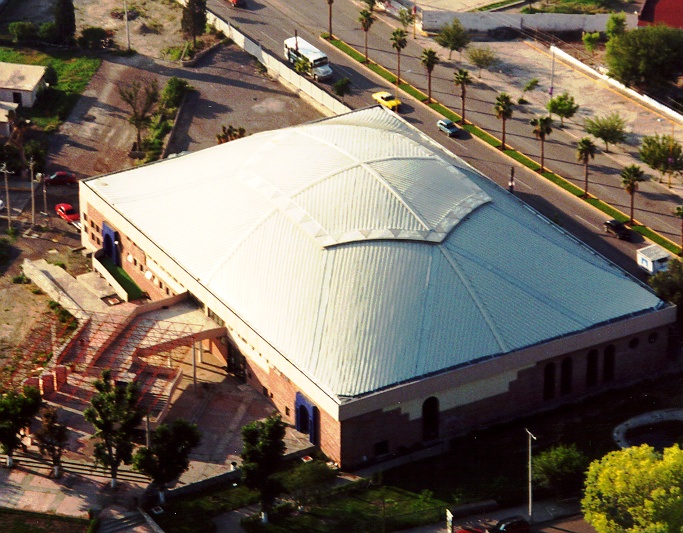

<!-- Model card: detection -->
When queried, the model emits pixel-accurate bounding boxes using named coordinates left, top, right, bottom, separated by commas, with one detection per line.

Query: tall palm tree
left=453, top=69, right=471, bottom=124
left=391, top=28, right=407, bottom=98
left=530, top=115, right=553, bottom=172
left=327, top=0, right=334, bottom=38
left=576, top=137, right=597, bottom=198
left=494, top=92, right=514, bottom=151
left=621, top=164, right=646, bottom=225
left=674, top=206, right=683, bottom=253
left=420, top=48, right=439, bottom=104
left=358, top=9, right=375, bottom=63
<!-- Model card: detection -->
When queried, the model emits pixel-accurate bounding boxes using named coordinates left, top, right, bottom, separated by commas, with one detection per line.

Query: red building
left=639, top=0, right=683, bottom=27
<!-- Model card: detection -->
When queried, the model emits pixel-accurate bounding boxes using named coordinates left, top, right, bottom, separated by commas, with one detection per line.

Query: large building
left=79, top=107, right=677, bottom=468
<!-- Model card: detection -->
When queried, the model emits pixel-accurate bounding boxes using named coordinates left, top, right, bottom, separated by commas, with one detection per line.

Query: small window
left=133, top=258, right=137, bottom=266
left=166, top=287, right=170, bottom=295
left=139, top=264, right=144, bottom=272
left=83, top=213, right=88, bottom=221
left=285, top=407, right=290, bottom=416
left=374, top=440, right=389, bottom=456
left=628, top=337, right=640, bottom=349
left=649, top=332, right=659, bottom=344
left=262, top=387, right=268, bottom=396
left=96, top=237, right=101, bottom=245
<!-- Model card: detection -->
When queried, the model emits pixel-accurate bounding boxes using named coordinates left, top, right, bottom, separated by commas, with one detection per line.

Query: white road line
left=575, top=215, right=601, bottom=231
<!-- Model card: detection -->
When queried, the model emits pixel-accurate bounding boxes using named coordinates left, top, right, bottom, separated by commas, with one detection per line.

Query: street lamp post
left=526, top=428, right=537, bottom=522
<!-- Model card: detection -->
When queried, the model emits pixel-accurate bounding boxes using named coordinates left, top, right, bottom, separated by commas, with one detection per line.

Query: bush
left=78, top=27, right=109, bottom=49
left=161, top=76, right=192, bottom=109
left=12, top=274, right=30, bottom=284
left=9, top=21, right=37, bottom=43
left=38, top=22, right=58, bottom=43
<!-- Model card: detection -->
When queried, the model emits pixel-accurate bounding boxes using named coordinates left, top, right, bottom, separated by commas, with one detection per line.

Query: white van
left=283, top=36, right=333, bottom=81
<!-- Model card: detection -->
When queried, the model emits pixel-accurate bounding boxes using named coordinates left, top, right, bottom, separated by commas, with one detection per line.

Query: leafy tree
left=584, top=112, right=626, bottom=152
left=546, top=91, right=578, bottom=127
left=84, top=370, right=146, bottom=488
left=530, top=115, right=553, bottom=172
left=605, top=13, right=627, bottom=41
left=181, top=0, right=207, bottom=46
left=494, top=92, right=514, bottom=151
left=519, top=78, right=538, bottom=104
left=606, top=25, right=683, bottom=87
left=326, top=0, right=334, bottom=38
left=8, top=22, right=37, bottom=43
left=453, top=69, right=472, bottom=123
left=576, top=137, right=597, bottom=198
left=161, top=77, right=192, bottom=109
left=333, top=77, right=351, bottom=99
left=294, top=56, right=312, bottom=76
left=398, top=8, right=415, bottom=34
left=282, top=460, right=338, bottom=510
left=582, top=444, right=683, bottom=533
left=421, top=48, right=440, bottom=104
left=621, top=164, right=646, bottom=225
left=54, top=0, right=76, bottom=44
left=241, top=414, right=287, bottom=523
left=358, top=9, right=375, bottom=63
left=435, top=18, right=470, bottom=60
left=0, top=386, right=41, bottom=467
left=675, top=207, right=683, bottom=254
left=639, top=134, right=683, bottom=187
left=38, top=22, right=58, bottom=43
left=364, top=0, right=376, bottom=11
left=35, top=406, right=68, bottom=478
left=532, top=443, right=588, bottom=497
left=650, top=258, right=683, bottom=305
left=133, top=418, right=201, bottom=504
left=118, top=79, right=160, bottom=149
left=390, top=28, right=407, bottom=92
left=582, top=31, right=600, bottom=55
left=466, top=45, right=496, bottom=78
left=216, top=125, right=246, bottom=144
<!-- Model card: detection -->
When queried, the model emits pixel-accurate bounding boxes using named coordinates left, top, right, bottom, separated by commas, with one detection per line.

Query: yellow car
left=372, top=91, right=401, bottom=112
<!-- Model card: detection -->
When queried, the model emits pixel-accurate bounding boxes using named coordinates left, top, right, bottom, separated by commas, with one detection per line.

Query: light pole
left=526, top=428, right=537, bottom=522
left=29, top=157, right=35, bottom=226
left=123, top=0, right=131, bottom=51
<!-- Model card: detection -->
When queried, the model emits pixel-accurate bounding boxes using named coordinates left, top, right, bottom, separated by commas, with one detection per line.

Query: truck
left=636, top=244, right=671, bottom=275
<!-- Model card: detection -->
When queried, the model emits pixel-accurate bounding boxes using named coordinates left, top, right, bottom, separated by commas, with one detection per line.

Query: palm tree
left=391, top=29, right=407, bottom=98
left=674, top=206, right=683, bottom=253
left=494, top=93, right=514, bottom=151
left=621, top=164, right=646, bottom=225
left=358, top=9, right=375, bottom=63
left=327, top=0, right=334, bottom=38
left=453, top=69, right=471, bottom=124
left=576, top=137, right=597, bottom=198
left=420, top=48, right=440, bottom=104
left=530, top=115, right=553, bottom=172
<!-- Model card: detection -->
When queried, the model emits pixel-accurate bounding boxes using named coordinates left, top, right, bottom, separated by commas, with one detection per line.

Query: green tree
left=216, top=125, right=246, bottom=144
left=606, top=25, right=683, bottom=87
left=0, top=386, right=41, bottom=467
left=358, top=9, right=375, bottom=63
left=675, top=207, right=683, bottom=254
left=530, top=115, right=553, bottom=172
left=584, top=112, right=626, bottom=152
left=435, top=18, right=470, bottom=61
left=118, top=79, right=160, bottom=149
left=181, top=0, right=207, bottom=46
left=421, top=48, right=440, bottom=104
left=294, top=56, right=312, bottom=76
left=582, top=31, right=600, bottom=55
left=54, top=0, right=76, bottom=44
left=333, top=77, right=351, bottom=99
left=533, top=443, right=588, bottom=497
left=133, top=418, right=201, bottom=504
left=364, top=0, right=377, bottom=11
left=546, top=91, right=578, bottom=127
left=582, top=444, right=683, bottom=533
left=35, top=406, right=68, bottom=478
left=494, top=92, right=514, bottom=151
left=241, top=414, right=287, bottom=523
left=639, top=134, right=683, bottom=188
left=605, top=13, right=627, bottom=41
left=466, top=45, right=496, bottom=78
left=650, top=258, right=683, bottom=304
left=391, top=28, right=407, bottom=95
left=576, top=137, right=597, bottom=198
left=621, top=164, right=646, bottom=225
left=453, top=68, right=472, bottom=123
left=326, top=0, right=334, bottom=38
left=282, top=460, right=338, bottom=511
left=519, top=78, right=538, bottom=104
left=84, top=370, right=146, bottom=488
left=8, top=22, right=37, bottom=43
left=398, top=7, right=415, bottom=33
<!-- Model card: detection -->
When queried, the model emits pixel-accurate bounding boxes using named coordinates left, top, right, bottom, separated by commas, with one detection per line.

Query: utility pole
left=123, top=0, right=131, bottom=51
left=2, top=163, right=14, bottom=232
left=29, top=157, right=35, bottom=226
left=42, top=173, right=48, bottom=228
left=526, top=428, right=537, bottom=522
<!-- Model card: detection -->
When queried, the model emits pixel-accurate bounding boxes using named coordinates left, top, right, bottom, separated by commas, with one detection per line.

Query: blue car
left=437, top=119, right=461, bottom=137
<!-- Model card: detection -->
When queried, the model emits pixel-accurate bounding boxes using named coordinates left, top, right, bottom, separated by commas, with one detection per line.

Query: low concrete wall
left=92, top=250, right=129, bottom=302
left=422, top=12, right=638, bottom=34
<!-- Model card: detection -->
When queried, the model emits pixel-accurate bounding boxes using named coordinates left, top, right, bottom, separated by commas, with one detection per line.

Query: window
left=422, top=396, right=439, bottom=441
left=83, top=213, right=88, bottom=221
left=586, top=350, right=598, bottom=387
left=603, top=345, right=616, bottom=382
left=560, top=358, right=572, bottom=395
left=543, top=362, right=556, bottom=400
left=285, top=407, right=290, bottom=417
left=262, top=386, right=268, bottom=396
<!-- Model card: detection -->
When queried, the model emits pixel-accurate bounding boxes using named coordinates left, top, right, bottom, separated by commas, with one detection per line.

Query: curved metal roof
left=87, top=106, right=665, bottom=400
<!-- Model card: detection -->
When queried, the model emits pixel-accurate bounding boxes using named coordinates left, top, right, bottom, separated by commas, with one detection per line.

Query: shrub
left=9, top=22, right=37, bottom=43
left=38, top=22, right=58, bottom=43
left=78, top=27, right=109, bottom=49
left=12, top=274, right=30, bottom=284
left=161, top=77, right=192, bottom=108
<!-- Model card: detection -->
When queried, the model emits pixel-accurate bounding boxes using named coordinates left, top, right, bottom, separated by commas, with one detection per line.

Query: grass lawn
left=0, top=508, right=90, bottom=533
left=0, top=47, right=100, bottom=131
left=98, top=256, right=145, bottom=301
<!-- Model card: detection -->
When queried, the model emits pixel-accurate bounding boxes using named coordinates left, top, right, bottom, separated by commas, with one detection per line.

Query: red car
left=55, top=203, right=80, bottom=223
left=45, top=171, right=78, bottom=186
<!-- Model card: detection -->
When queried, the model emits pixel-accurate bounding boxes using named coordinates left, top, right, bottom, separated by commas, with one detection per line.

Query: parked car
left=437, top=118, right=461, bottom=137
left=45, top=171, right=78, bottom=186
left=55, top=203, right=80, bottom=223
left=372, top=91, right=401, bottom=112
left=227, top=0, right=246, bottom=6
left=603, top=219, right=631, bottom=241
left=0, top=199, right=4, bottom=212
left=487, top=516, right=530, bottom=533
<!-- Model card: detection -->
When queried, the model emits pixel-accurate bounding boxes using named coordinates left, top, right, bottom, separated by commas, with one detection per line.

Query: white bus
left=283, top=36, right=333, bottom=81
